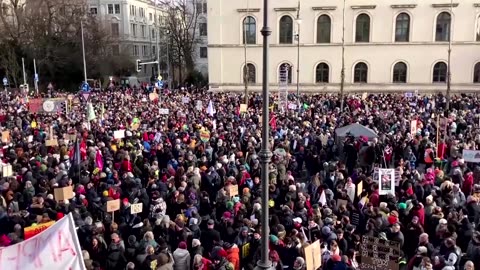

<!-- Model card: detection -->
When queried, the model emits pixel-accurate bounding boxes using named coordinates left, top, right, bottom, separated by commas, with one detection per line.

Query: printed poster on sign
left=378, top=169, right=395, bottom=195
left=462, top=149, right=480, bottom=163
left=410, top=120, right=417, bottom=135
left=130, top=203, right=143, bottom=214
left=0, top=213, right=85, bottom=270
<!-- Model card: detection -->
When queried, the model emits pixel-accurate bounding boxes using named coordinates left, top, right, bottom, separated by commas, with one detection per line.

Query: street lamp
left=295, top=0, right=301, bottom=110
left=255, top=0, right=273, bottom=269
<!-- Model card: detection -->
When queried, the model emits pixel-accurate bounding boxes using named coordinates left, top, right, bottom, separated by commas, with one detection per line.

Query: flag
left=269, top=114, right=277, bottom=130
left=207, top=100, right=216, bottom=117
left=87, top=102, right=96, bottom=121
left=95, top=149, right=104, bottom=171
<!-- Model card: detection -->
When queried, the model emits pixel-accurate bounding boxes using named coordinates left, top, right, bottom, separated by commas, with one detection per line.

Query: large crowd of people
left=0, top=87, right=479, bottom=270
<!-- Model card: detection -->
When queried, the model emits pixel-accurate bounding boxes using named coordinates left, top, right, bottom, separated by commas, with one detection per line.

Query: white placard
left=113, top=130, right=125, bottom=139
left=463, top=150, right=480, bottom=163
left=182, top=97, right=190, bottom=104
left=378, top=168, right=396, bottom=195
left=130, top=203, right=143, bottom=214
left=159, top=108, right=169, bottom=115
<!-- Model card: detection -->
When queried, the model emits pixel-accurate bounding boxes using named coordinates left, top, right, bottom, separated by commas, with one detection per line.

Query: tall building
left=193, top=0, right=209, bottom=76
left=87, top=0, right=167, bottom=80
left=208, top=0, right=480, bottom=92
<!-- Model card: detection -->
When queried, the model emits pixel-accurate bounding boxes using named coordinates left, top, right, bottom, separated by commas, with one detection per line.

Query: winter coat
left=106, top=241, right=127, bottom=270
left=226, top=246, right=241, bottom=270
left=173, top=248, right=191, bottom=270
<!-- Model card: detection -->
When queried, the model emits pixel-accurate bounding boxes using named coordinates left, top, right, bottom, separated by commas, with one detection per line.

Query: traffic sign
left=2, top=77, right=8, bottom=86
left=81, top=92, right=91, bottom=102
left=156, top=81, right=164, bottom=88
left=82, top=82, right=90, bottom=92
left=157, top=75, right=162, bottom=81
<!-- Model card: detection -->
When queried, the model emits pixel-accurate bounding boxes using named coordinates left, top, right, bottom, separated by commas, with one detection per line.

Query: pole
left=167, top=32, right=171, bottom=89
left=81, top=21, right=88, bottom=83
left=33, top=59, right=38, bottom=96
left=22, top=57, right=27, bottom=86
left=243, top=0, right=250, bottom=104
left=445, top=0, right=453, bottom=112
left=295, top=0, right=300, bottom=110
left=255, top=0, right=273, bottom=269
left=340, top=0, right=346, bottom=111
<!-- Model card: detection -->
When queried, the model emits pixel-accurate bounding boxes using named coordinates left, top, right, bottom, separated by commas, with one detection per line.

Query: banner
left=360, top=236, right=400, bottom=270
left=28, top=98, right=67, bottom=114
left=0, top=213, right=85, bottom=270
left=462, top=150, right=480, bottom=163
left=24, top=221, right=55, bottom=240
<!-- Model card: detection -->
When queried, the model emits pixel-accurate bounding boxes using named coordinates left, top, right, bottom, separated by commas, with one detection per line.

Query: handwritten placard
left=239, top=104, right=247, bottom=113
left=360, top=236, right=400, bottom=270
left=130, top=203, right=143, bottom=214
left=228, top=185, right=239, bottom=197
left=107, top=199, right=120, bottom=212
left=2, top=131, right=10, bottom=143
left=45, top=139, right=58, bottom=146
left=158, top=108, right=169, bottom=115
left=2, top=164, right=13, bottom=177
left=113, top=130, right=125, bottom=139
left=53, top=186, right=74, bottom=202
left=304, top=240, right=322, bottom=270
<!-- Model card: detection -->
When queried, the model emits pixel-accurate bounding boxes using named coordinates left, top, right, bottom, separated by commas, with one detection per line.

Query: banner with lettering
left=360, top=236, right=400, bottom=270
left=0, top=213, right=85, bottom=270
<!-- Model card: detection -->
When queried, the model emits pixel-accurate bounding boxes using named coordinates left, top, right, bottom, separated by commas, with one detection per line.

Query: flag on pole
left=95, top=149, right=104, bottom=171
left=207, top=100, right=216, bottom=117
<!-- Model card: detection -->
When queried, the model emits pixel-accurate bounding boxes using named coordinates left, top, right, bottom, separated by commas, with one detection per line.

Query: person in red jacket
left=193, top=254, right=212, bottom=270
left=410, top=200, right=425, bottom=226
left=369, top=183, right=380, bottom=207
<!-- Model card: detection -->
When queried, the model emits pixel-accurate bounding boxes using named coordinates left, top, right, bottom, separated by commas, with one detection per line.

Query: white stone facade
left=207, top=0, right=480, bottom=92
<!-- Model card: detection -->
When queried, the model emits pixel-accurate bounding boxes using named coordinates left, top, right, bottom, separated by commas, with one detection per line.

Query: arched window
left=315, top=63, right=329, bottom=83
left=355, top=13, right=370, bottom=42
left=435, top=12, right=451, bottom=42
left=279, top=16, right=293, bottom=44
left=316, top=15, right=331, bottom=43
left=243, top=16, right=256, bottom=44
left=279, top=63, right=292, bottom=83
left=474, top=62, right=480, bottom=83
left=354, top=62, right=368, bottom=83
left=392, top=62, right=407, bottom=83
left=243, top=63, right=256, bottom=83
left=432, top=62, right=447, bottom=83
left=395, top=13, right=410, bottom=42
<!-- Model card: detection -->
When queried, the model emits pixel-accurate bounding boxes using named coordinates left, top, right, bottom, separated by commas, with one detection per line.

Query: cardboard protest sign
left=360, top=236, right=400, bottom=270
left=158, top=108, right=169, bottom=115
left=0, top=214, right=85, bottom=270
left=357, top=181, right=363, bottom=197
left=336, top=199, right=348, bottom=210
left=24, top=221, right=55, bottom=240
left=228, top=185, right=239, bottom=197
left=107, top=199, right=120, bottom=212
left=304, top=240, right=322, bottom=270
left=130, top=203, right=143, bottom=214
left=149, top=92, right=158, bottom=101
left=239, top=104, right=247, bottom=113
left=199, top=130, right=210, bottom=142
left=54, top=186, right=74, bottom=202
left=113, top=130, right=125, bottom=139
left=1, top=131, right=10, bottom=143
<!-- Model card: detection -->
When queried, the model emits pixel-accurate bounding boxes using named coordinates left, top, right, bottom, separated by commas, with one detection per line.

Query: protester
left=0, top=88, right=479, bottom=270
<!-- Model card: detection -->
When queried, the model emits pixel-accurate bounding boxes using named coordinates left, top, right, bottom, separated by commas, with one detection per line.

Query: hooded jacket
left=225, top=245, right=240, bottom=270
left=173, top=248, right=191, bottom=270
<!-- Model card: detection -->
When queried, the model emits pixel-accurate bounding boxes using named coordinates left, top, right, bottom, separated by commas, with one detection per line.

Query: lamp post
left=255, top=0, right=273, bottom=269
left=340, top=0, right=346, bottom=111
left=295, top=0, right=301, bottom=110
left=81, top=20, right=88, bottom=83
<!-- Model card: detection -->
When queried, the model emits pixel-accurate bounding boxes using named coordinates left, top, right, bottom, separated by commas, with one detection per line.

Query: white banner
left=0, top=213, right=85, bottom=270
left=463, top=150, right=480, bottom=163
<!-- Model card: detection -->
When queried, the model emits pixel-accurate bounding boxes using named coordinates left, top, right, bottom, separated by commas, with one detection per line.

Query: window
left=354, top=62, right=368, bottom=83
left=203, top=3, right=207, bottom=13
left=392, top=62, right=407, bottom=83
left=395, top=13, right=410, bottom=42
left=131, top=23, right=137, bottom=37
left=142, top=45, right=148, bottom=56
left=152, top=45, right=156, bottom=56
left=243, top=63, right=256, bottom=83
left=436, top=12, right=451, bottom=42
left=139, top=7, right=145, bottom=18
left=114, top=4, right=120, bottom=14
left=279, top=63, right=292, bottom=83
left=355, top=13, right=370, bottom=42
left=149, top=13, right=153, bottom=21
left=111, top=23, right=119, bottom=37
left=108, top=4, right=113, bottom=14
left=130, top=5, right=136, bottom=16
left=133, top=45, right=139, bottom=56
left=315, top=63, right=329, bottom=83
left=151, top=28, right=156, bottom=39
left=243, top=16, right=256, bottom=44
left=196, top=2, right=207, bottom=13
left=432, top=62, right=447, bottom=82
left=199, top=22, right=207, bottom=36
left=474, top=63, right=480, bottom=83
left=90, top=7, right=98, bottom=15
left=200, top=47, right=208, bottom=58
left=112, top=45, right=120, bottom=56
left=141, top=25, right=146, bottom=38
left=316, top=15, right=331, bottom=43
left=279, top=16, right=293, bottom=44
left=476, top=16, right=480, bottom=41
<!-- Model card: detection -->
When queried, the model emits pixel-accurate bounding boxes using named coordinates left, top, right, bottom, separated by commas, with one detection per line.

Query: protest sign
left=158, top=108, right=169, bottom=115
left=360, top=236, right=400, bottom=270
left=1, top=131, right=10, bottom=143
left=239, top=104, right=247, bottom=113
left=200, top=130, right=210, bottom=142
left=304, top=240, right=321, bottom=270
left=182, top=97, right=190, bottom=104
left=378, top=169, right=395, bottom=195
left=24, top=221, right=55, bottom=240
left=0, top=214, right=85, bottom=270
left=357, top=181, right=363, bottom=197
left=130, top=203, right=143, bottom=214
left=336, top=199, right=348, bottom=210
left=149, top=92, right=158, bottom=101
left=107, top=199, right=120, bottom=212
left=2, top=164, right=12, bottom=177
left=410, top=120, right=417, bottom=135
left=463, top=149, right=480, bottom=163
left=113, top=130, right=125, bottom=139
left=228, top=185, right=239, bottom=197
left=54, top=186, right=74, bottom=202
